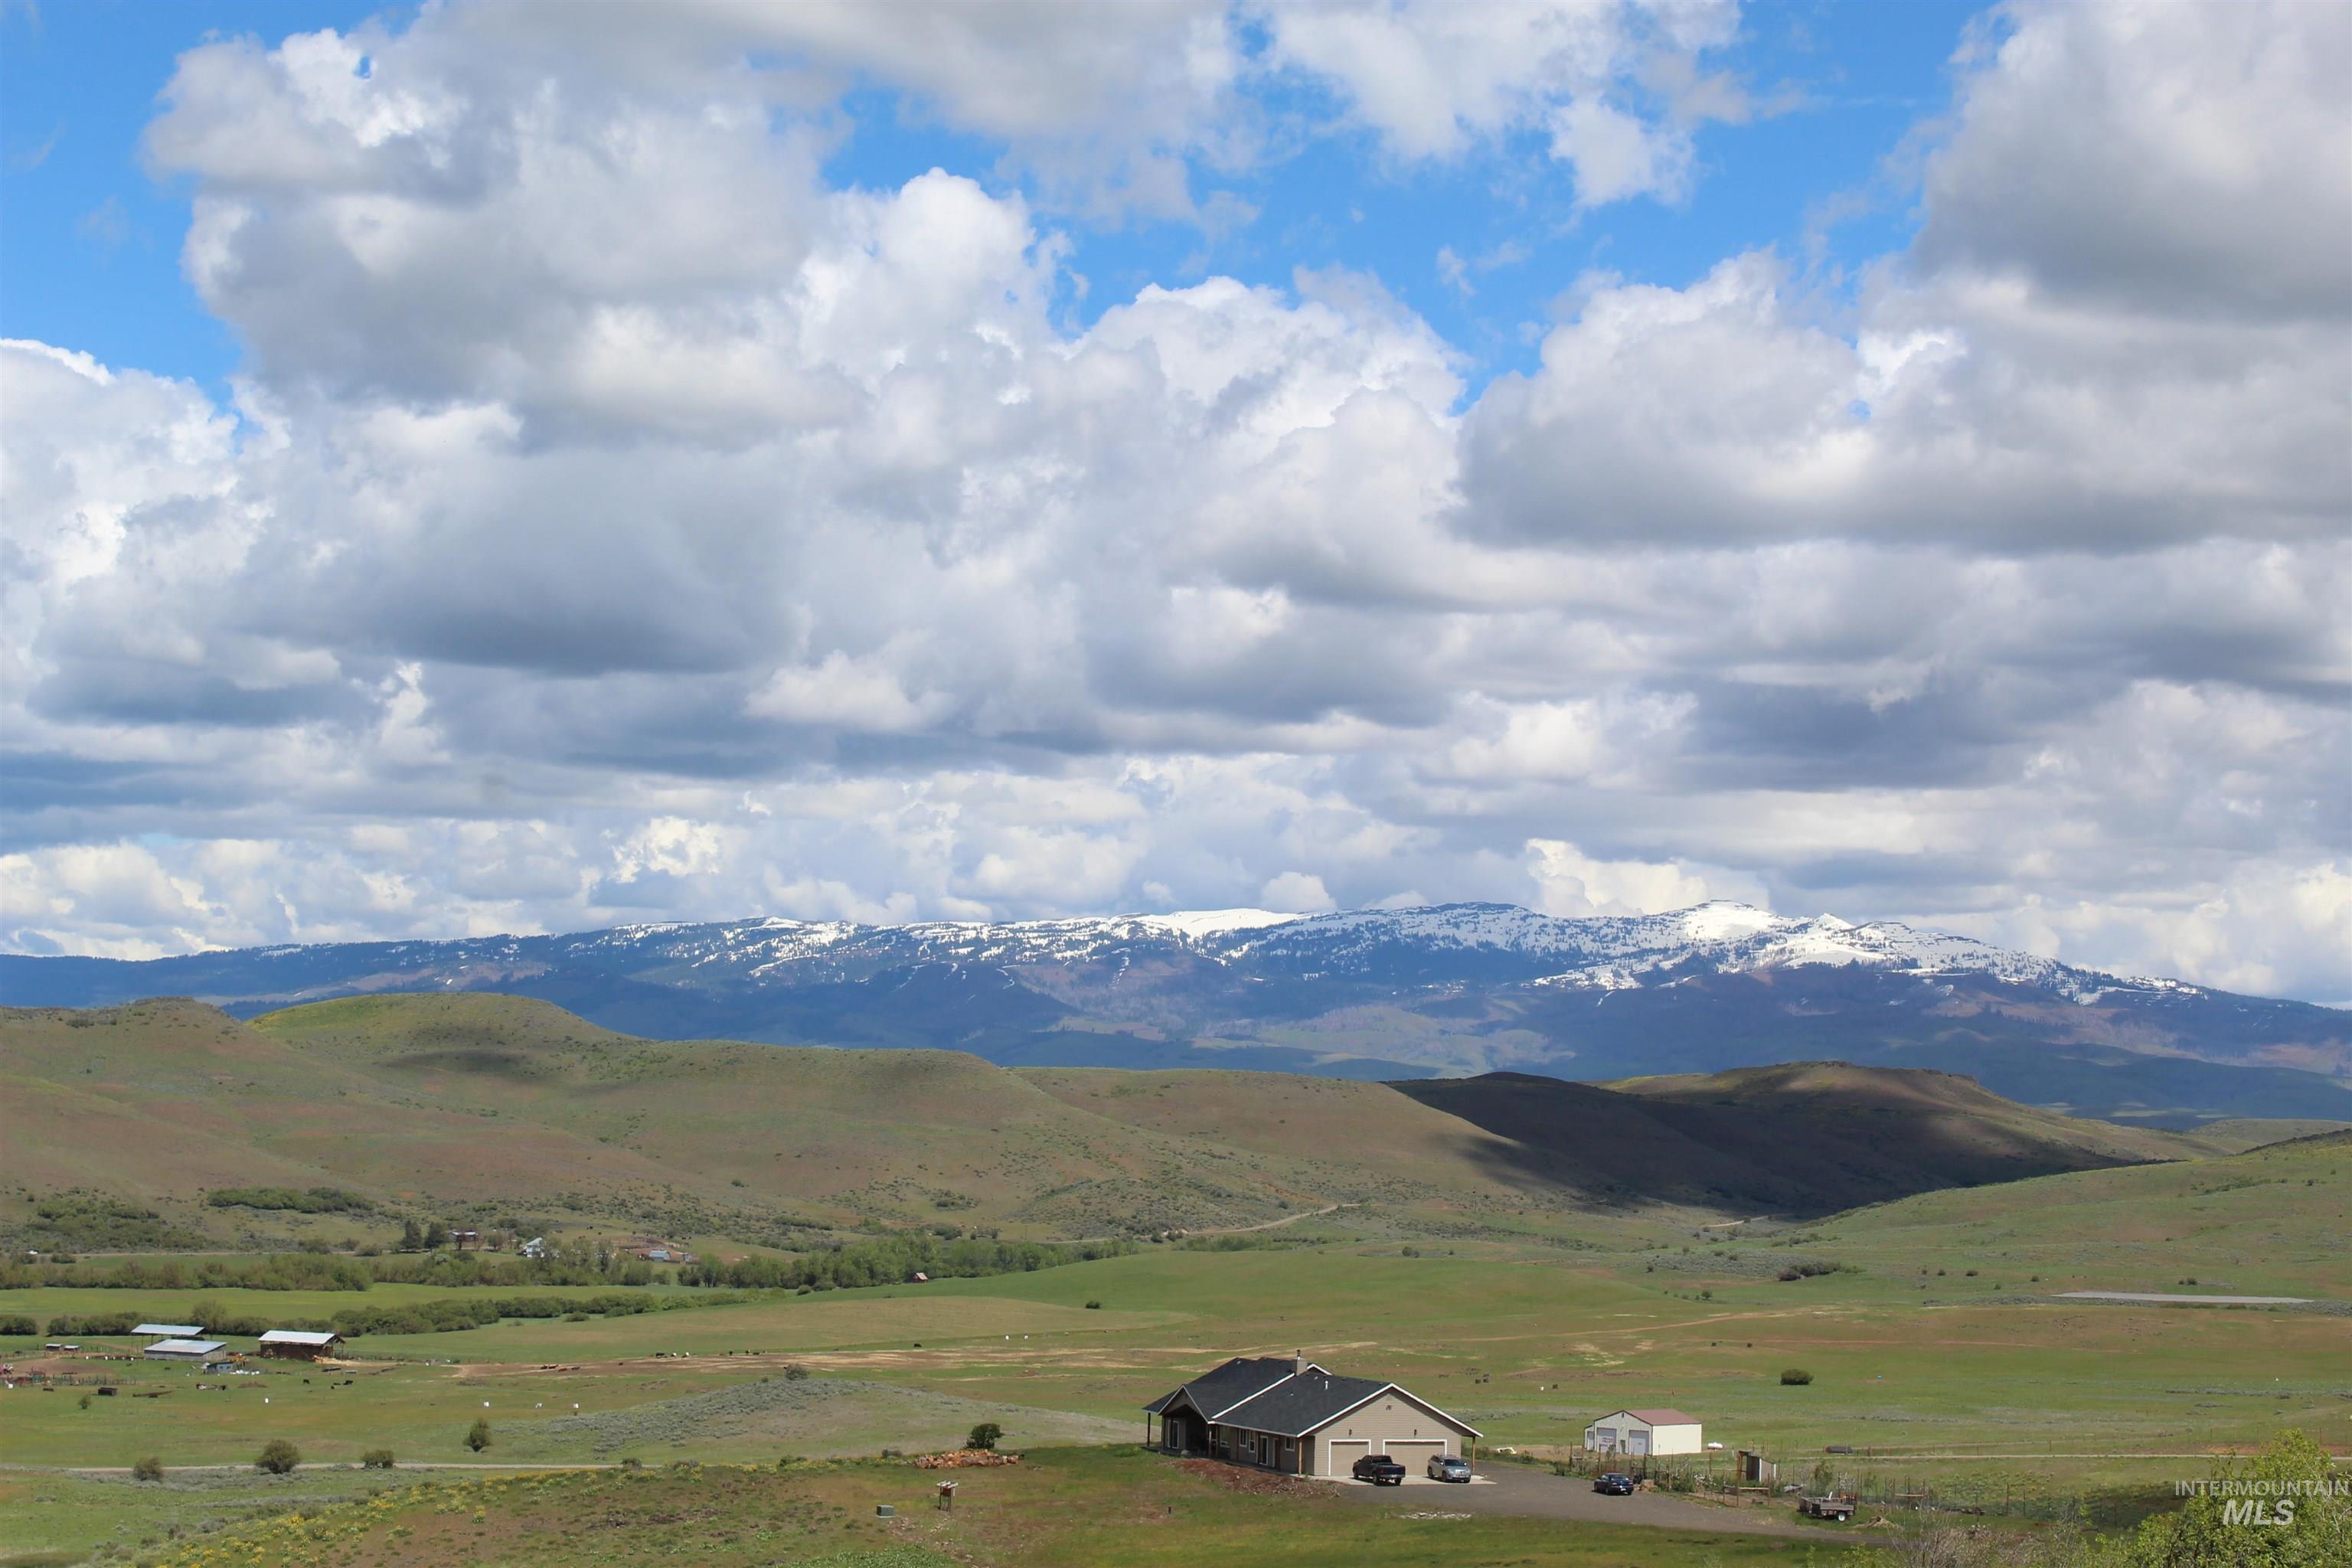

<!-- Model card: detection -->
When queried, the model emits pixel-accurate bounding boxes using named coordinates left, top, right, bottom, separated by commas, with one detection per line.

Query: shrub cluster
left=0, top=1254, right=375, bottom=1293
left=676, top=1233, right=1129, bottom=1291
left=5, top=1194, right=211, bottom=1253
left=0, top=1246, right=661, bottom=1295
left=41, top=1312, right=143, bottom=1337
left=1171, top=1233, right=1312, bottom=1253
left=206, top=1186, right=377, bottom=1214
left=328, top=1289, right=739, bottom=1338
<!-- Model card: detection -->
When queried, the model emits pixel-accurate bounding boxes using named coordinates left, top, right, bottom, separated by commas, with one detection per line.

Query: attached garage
left=1384, top=1439, right=1445, bottom=1473
left=1322, top=1439, right=1369, bottom=1478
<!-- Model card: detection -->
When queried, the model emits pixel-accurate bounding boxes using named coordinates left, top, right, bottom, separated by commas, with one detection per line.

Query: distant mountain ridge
left=4, top=900, right=2345, bottom=1127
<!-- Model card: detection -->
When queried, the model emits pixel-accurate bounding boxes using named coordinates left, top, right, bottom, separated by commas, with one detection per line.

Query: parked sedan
left=1351, top=1452, right=1407, bottom=1485
left=1427, top=1454, right=1473, bottom=1482
left=1592, top=1472, right=1637, bottom=1495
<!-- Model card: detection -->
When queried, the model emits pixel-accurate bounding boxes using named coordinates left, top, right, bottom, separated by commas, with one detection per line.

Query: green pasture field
left=83, top=1449, right=1890, bottom=1568
left=4, top=1237, right=2341, bottom=1478
left=2, top=1136, right=2344, bottom=1563
left=0, top=1465, right=423, bottom=1567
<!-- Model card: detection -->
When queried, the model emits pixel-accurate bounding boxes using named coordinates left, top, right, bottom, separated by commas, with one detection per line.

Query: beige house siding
left=1313, top=1392, right=1467, bottom=1475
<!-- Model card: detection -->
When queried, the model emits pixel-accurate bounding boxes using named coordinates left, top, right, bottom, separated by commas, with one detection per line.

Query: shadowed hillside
left=1, top=995, right=2228, bottom=1252
left=1021, top=1060, right=2209, bottom=1217
left=1386, top=1063, right=2205, bottom=1214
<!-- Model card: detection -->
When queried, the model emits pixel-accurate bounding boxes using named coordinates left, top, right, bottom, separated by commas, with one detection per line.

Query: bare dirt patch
left=1174, top=1457, right=1327, bottom=1501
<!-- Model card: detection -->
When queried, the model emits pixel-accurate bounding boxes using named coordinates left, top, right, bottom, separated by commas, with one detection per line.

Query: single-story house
left=133, top=1323, right=206, bottom=1339
left=257, top=1330, right=344, bottom=1360
left=144, top=1338, right=226, bottom=1362
left=1144, top=1354, right=1479, bottom=1478
left=1583, top=1408, right=1703, bottom=1456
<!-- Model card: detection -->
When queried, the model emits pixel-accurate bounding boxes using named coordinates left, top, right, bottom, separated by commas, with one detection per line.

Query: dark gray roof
left=1145, top=1357, right=1483, bottom=1440
left=1141, top=1356, right=1297, bottom=1418
left=1214, top=1371, right=1392, bottom=1438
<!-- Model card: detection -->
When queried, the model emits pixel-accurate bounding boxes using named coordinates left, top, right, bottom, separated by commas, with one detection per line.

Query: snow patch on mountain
left=1510, top=904, right=2141, bottom=1001
left=1127, top=908, right=1305, bottom=939
left=1672, top=900, right=1785, bottom=942
left=41, top=898, right=2187, bottom=1008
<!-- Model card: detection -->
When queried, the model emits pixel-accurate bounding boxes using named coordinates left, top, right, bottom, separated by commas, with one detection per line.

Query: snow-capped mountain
left=4, top=902, right=2344, bottom=1126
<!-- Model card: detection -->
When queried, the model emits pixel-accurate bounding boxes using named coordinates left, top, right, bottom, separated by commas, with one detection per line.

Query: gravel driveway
left=1325, top=1466, right=1819, bottom=1537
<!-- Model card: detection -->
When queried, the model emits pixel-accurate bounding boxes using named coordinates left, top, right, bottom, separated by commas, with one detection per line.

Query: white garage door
left=1386, top=1440, right=1445, bottom=1474
left=1628, top=1430, right=1651, bottom=1455
left=1325, top=1439, right=1369, bottom=1477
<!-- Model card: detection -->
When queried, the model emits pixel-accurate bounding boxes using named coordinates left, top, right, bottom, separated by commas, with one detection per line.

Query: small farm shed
left=1583, top=1408, right=1704, bottom=1456
left=144, top=1339, right=226, bottom=1362
left=133, top=1323, right=205, bottom=1339
left=1145, top=1354, right=1479, bottom=1478
left=257, top=1330, right=344, bottom=1361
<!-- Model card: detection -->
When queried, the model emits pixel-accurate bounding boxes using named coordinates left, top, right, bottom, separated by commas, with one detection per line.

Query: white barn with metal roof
left=1583, top=1407, right=1704, bottom=1456
left=144, top=1338, right=226, bottom=1361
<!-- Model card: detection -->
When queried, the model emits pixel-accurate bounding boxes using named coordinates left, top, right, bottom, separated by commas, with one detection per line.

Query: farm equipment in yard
left=1799, top=1494, right=1857, bottom=1521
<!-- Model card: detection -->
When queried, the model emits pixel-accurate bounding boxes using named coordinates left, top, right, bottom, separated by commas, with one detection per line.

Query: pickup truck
left=1798, top=1494, right=1857, bottom=1521
left=1351, top=1453, right=1407, bottom=1486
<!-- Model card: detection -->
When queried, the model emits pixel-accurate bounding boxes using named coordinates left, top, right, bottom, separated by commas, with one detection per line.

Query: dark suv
left=1351, top=1452, right=1407, bottom=1485
left=1593, top=1472, right=1637, bottom=1495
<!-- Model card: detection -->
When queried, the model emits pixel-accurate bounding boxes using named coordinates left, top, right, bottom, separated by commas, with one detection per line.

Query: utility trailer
left=1798, top=1494, right=1857, bottom=1521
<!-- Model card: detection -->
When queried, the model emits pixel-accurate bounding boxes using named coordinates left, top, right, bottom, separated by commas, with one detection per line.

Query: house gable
left=1301, top=1383, right=1481, bottom=1440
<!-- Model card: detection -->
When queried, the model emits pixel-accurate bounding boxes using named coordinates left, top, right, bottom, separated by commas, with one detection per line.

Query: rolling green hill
left=0, top=994, right=2239, bottom=1253
left=1788, top=1124, right=2352, bottom=1299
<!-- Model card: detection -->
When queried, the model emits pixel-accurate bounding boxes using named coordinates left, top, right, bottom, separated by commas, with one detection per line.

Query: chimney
left=1295, top=1350, right=1305, bottom=1376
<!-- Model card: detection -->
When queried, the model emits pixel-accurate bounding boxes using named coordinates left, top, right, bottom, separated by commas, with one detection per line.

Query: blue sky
left=3, top=1, right=394, bottom=393
left=2, top=1, right=2344, bottom=1001
left=5, top=0, right=1977, bottom=403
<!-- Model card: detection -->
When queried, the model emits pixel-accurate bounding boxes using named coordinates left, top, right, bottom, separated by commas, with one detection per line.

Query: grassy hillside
left=2172, top=1116, right=2351, bottom=1153
left=2, top=995, right=1357, bottom=1242
left=0, top=1001, right=707, bottom=1236
left=1796, top=1125, right=2352, bottom=1298
left=2, top=995, right=2219, bottom=1256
